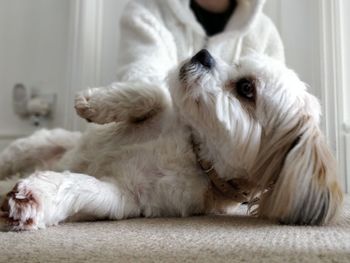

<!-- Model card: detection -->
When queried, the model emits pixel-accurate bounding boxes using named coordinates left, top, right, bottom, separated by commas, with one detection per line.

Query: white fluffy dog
left=0, top=50, right=343, bottom=231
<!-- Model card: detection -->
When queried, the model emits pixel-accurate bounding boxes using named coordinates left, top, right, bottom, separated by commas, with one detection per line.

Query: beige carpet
left=0, top=197, right=349, bottom=263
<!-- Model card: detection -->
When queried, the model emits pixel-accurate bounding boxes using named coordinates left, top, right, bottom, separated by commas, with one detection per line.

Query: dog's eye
left=236, top=78, right=255, bottom=100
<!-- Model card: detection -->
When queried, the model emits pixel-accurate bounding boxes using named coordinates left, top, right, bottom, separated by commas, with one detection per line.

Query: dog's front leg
left=1, top=171, right=139, bottom=231
left=75, top=83, right=170, bottom=125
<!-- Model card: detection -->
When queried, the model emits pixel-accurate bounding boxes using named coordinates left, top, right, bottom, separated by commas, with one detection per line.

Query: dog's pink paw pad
left=74, top=94, right=97, bottom=122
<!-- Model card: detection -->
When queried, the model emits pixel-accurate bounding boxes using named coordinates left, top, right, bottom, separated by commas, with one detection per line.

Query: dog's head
left=170, top=49, right=343, bottom=225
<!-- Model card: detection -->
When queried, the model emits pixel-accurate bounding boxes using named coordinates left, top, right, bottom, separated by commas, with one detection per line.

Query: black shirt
left=190, top=0, right=237, bottom=36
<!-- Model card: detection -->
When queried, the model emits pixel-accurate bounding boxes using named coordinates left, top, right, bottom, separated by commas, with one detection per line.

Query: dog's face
left=170, top=50, right=343, bottom=225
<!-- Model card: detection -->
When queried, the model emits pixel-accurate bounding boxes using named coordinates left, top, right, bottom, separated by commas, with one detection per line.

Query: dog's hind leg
left=1, top=171, right=139, bottom=231
left=0, top=129, right=81, bottom=179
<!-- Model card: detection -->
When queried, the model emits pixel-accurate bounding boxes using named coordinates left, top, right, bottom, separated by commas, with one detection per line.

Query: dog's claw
left=3, top=182, right=41, bottom=231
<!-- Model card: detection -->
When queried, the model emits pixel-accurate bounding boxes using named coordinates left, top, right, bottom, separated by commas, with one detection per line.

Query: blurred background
left=0, top=0, right=348, bottom=191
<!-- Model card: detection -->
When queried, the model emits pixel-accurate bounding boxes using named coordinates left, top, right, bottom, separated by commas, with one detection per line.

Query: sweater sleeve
left=115, top=1, right=178, bottom=84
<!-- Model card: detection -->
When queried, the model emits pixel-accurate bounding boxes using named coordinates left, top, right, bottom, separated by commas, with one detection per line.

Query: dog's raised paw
left=74, top=88, right=121, bottom=124
left=74, top=89, right=98, bottom=122
left=3, top=182, right=42, bottom=231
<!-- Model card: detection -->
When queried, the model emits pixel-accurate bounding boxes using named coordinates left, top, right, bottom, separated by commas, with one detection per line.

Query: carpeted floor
left=0, top=197, right=349, bottom=263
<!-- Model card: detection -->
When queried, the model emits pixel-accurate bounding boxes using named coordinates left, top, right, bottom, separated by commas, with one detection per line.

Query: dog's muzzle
left=179, top=49, right=215, bottom=82
left=191, top=49, right=215, bottom=69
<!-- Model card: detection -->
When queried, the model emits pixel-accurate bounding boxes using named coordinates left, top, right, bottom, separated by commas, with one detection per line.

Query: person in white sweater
left=115, top=0, right=284, bottom=85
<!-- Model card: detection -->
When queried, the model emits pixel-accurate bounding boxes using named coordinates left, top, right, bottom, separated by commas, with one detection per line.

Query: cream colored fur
left=0, top=52, right=343, bottom=230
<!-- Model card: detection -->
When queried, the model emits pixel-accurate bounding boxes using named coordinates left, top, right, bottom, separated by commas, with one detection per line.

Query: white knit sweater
left=116, top=0, right=284, bottom=84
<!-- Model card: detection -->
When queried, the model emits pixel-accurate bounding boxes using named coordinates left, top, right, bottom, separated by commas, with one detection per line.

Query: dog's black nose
left=191, top=49, right=215, bottom=69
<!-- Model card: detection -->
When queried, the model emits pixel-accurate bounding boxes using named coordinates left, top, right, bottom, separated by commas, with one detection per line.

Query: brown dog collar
left=191, top=134, right=252, bottom=203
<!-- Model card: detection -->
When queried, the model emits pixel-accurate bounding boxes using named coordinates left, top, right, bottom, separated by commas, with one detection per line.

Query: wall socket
left=13, top=83, right=30, bottom=117
left=13, top=83, right=56, bottom=126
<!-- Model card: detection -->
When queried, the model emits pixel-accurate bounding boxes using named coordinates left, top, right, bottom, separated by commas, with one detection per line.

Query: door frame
left=318, top=0, right=348, bottom=191
left=64, top=0, right=104, bottom=131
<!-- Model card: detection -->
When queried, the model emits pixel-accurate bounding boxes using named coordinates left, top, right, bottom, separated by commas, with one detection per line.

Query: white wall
left=264, top=0, right=320, bottom=97
left=0, top=0, right=128, bottom=148
left=0, top=0, right=71, bottom=147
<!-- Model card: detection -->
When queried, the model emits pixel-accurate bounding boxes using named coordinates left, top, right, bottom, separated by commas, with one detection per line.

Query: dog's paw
left=74, top=88, right=100, bottom=123
left=74, top=88, right=117, bottom=124
left=2, top=181, right=42, bottom=231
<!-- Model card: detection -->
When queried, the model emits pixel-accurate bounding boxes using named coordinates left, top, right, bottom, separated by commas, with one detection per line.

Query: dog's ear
left=257, top=118, right=343, bottom=225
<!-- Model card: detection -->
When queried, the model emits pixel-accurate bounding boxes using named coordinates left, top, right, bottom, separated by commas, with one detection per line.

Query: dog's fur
left=0, top=51, right=343, bottom=230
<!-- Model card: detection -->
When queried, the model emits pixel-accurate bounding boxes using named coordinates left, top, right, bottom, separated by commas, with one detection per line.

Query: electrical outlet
left=13, top=83, right=30, bottom=117
left=13, top=84, right=57, bottom=126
